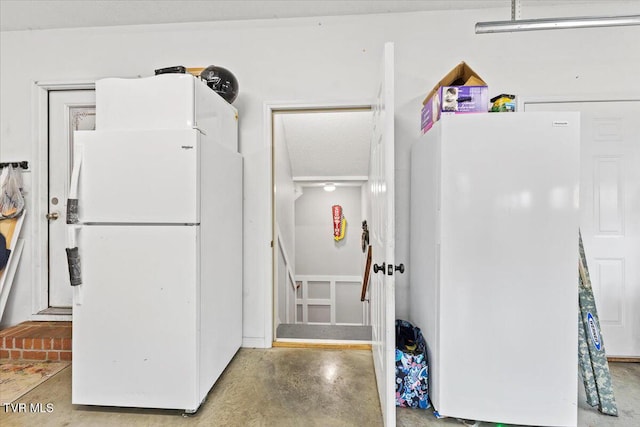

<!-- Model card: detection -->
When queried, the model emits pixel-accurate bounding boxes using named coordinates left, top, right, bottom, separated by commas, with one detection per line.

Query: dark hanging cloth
left=0, top=232, right=10, bottom=270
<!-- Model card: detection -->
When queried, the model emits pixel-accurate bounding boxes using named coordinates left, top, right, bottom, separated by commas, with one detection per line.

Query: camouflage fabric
left=578, top=231, right=618, bottom=416
left=578, top=309, right=599, bottom=407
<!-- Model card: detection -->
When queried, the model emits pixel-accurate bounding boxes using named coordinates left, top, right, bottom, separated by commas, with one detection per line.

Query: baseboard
left=608, top=357, right=640, bottom=363
left=37, top=306, right=72, bottom=315
left=31, top=313, right=73, bottom=322
left=242, top=337, right=269, bottom=348
left=272, top=339, right=372, bottom=350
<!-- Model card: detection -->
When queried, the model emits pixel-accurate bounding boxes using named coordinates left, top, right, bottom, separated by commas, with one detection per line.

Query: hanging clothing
left=0, top=165, right=25, bottom=219
left=0, top=232, right=10, bottom=270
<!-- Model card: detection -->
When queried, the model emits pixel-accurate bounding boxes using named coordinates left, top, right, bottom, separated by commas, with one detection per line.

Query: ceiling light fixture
left=476, top=14, right=640, bottom=34
left=323, top=183, right=336, bottom=192
left=476, top=0, right=640, bottom=34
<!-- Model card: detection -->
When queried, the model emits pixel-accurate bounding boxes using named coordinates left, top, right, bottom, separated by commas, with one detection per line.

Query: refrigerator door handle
left=66, top=143, right=84, bottom=303
left=65, top=245, right=82, bottom=287
left=67, top=144, right=83, bottom=224
left=66, top=224, right=84, bottom=305
left=66, top=223, right=82, bottom=286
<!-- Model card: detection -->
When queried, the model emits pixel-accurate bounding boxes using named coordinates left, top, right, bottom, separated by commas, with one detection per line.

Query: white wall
left=274, top=114, right=295, bottom=326
left=295, top=186, right=363, bottom=276
left=361, top=178, right=371, bottom=265
left=276, top=242, right=287, bottom=325
left=295, top=185, right=365, bottom=324
left=1, top=3, right=639, bottom=344
left=274, top=115, right=295, bottom=266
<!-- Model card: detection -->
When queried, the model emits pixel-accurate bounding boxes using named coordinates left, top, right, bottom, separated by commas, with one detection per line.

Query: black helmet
left=200, top=65, right=239, bottom=104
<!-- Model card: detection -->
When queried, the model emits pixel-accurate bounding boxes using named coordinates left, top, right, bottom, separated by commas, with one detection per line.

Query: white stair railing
left=295, top=275, right=368, bottom=326
left=276, top=232, right=297, bottom=324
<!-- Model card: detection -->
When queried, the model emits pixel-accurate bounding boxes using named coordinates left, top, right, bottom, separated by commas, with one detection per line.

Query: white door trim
left=264, top=100, right=372, bottom=348
left=30, top=80, right=95, bottom=321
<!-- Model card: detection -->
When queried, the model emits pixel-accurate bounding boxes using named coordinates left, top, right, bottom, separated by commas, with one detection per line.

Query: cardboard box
left=420, top=62, right=488, bottom=134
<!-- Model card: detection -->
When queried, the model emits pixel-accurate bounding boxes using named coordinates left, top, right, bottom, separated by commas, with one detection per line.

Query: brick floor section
left=0, top=321, right=72, bottom=361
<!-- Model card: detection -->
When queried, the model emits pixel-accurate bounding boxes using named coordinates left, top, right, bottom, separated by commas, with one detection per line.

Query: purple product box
left=421, top=85, right=488, bottom=134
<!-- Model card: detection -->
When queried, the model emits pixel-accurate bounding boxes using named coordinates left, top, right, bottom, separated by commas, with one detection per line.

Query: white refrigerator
left=69, top=74, right=242, bottom=413
left=410, top=112, right=580, bottom=426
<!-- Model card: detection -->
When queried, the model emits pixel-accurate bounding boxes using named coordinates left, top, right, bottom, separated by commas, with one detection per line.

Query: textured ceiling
left=0, top=0, right=508, bottom=32
left=1, top=1, right=628, bottom=32
left=278, top=110, right=372, bottom=180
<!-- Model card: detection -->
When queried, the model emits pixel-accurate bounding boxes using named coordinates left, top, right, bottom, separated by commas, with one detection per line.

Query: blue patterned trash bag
left=395, top=319, right=430, bottom=409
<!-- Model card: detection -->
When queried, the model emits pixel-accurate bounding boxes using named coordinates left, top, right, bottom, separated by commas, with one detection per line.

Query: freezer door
left=74, top=129, right=199, bottom=224
left=72, top=225, right=199, bottom=410
left=96, top=75, right=197, bottom=130
left=437, top=112, right=579, bottom=426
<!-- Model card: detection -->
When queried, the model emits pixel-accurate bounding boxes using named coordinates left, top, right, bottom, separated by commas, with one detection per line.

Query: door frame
left=264, top=100, right=372, bottom=347
left=30, top=80, right=95, bottom=320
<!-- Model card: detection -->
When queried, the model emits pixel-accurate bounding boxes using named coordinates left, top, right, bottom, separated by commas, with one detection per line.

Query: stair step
left=0, top=321, right=72, bottom=361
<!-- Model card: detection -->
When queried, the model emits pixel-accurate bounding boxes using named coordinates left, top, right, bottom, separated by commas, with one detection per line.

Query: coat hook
left=0, top=161, right=29, bottom=170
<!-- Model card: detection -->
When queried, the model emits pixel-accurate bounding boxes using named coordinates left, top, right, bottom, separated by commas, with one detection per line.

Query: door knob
left=46, top=212, right=59, bottom=220
left=395, top=264, right=405, bottom=274
left=373, top=262, right=386, bottom=274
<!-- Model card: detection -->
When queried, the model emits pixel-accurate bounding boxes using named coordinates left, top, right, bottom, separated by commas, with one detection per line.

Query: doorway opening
left=272, top=106, right=373, bottom=344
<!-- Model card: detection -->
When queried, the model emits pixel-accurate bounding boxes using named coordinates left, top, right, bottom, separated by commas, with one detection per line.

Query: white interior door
left=368, top=42, right=396, bottom=426
left=525, top=100, right=640, bottom=357
left=48, top=90, right=96, bottom=308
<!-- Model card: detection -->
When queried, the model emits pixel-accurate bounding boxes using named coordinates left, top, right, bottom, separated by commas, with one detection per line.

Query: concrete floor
left=397, top=360, right=640, bottom=427
left=1, top=348, right=638, bottom=427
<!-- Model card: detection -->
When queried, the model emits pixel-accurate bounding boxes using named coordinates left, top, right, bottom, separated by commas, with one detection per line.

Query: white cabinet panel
left=595, top=157, right=623, bottom=235
left=593, top=258, right=624, bottom=326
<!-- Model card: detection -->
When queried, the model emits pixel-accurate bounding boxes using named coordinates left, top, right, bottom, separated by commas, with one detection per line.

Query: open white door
left=368, top=42, right=396, bottom=427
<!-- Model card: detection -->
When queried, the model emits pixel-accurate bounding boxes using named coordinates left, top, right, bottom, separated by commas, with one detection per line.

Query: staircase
left=0, top=321, right=72, bottom=361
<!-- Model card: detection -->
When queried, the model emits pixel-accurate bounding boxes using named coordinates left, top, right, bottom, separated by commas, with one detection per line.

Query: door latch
left=386, top=263, right=405, bottom=276
left=374, top=262, right=405, bottom=275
